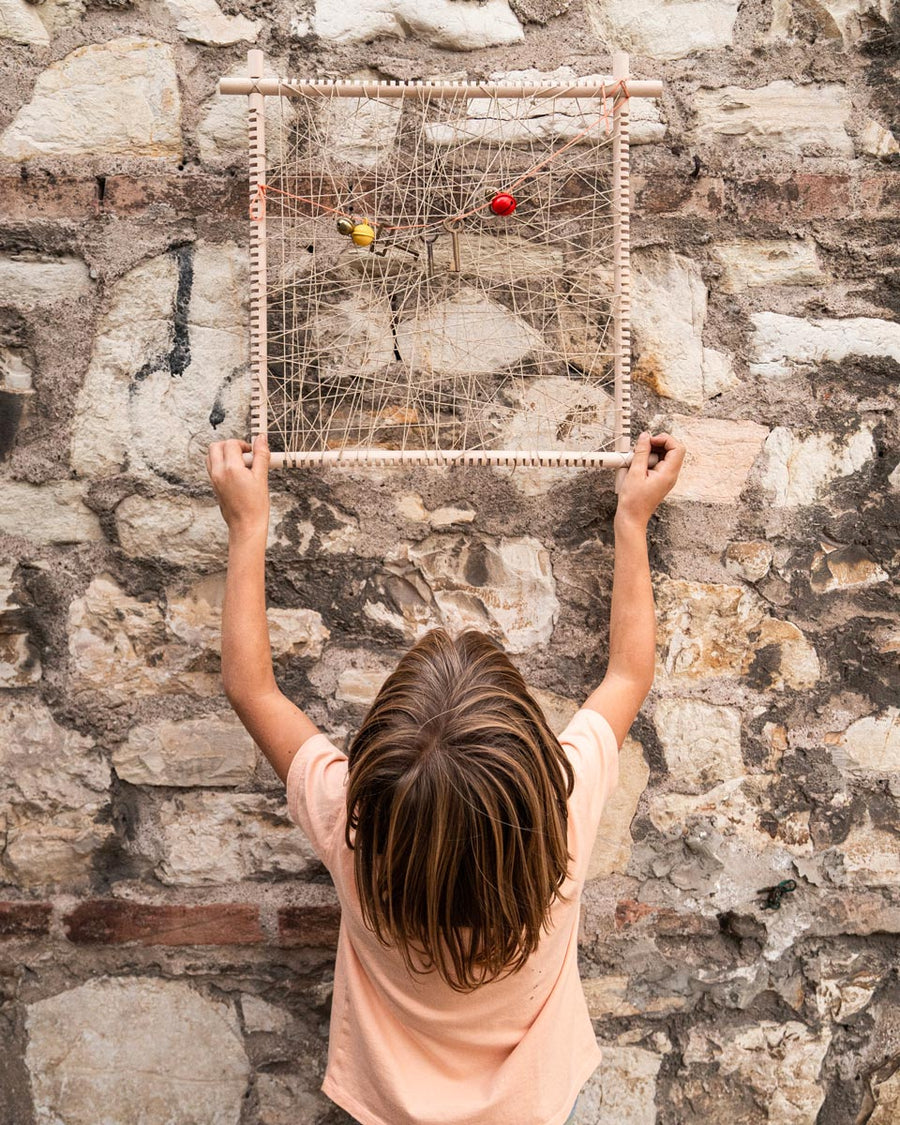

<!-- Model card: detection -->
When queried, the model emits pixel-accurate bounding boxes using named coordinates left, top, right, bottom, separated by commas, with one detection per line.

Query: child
left=206, top=431, right=685, bottom=1125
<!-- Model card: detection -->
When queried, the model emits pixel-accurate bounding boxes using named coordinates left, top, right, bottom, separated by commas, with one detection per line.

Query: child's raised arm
left=584, top=432, right=685, bottom=747
left=206, top=435, right=319, bottom=785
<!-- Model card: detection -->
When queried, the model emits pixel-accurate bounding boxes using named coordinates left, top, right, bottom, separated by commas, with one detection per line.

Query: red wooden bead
left=490, top=192, right=517, bottom=216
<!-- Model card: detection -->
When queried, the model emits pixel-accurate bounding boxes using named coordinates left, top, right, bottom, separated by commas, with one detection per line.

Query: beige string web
left=221, top=54, right=663, bottom=470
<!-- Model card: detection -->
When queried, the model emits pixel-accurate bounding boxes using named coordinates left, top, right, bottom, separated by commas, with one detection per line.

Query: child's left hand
left=206, top=434, right=270, bottom=538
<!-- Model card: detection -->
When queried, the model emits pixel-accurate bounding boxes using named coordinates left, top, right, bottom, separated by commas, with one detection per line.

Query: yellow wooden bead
left=351, top=222, right=375, bottom=247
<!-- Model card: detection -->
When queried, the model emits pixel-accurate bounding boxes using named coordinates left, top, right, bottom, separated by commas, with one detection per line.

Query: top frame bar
left=218, top=77, right=664, bottom=100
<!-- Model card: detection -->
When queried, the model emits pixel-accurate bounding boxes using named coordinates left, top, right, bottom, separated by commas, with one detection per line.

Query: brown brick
left=277, top=904, right=341, bottom=948
left=0, top=175, right=99, bottom=221
left=858, top=175, right=900, bottom=219
left=731, top=174, right=851, bottom=221
left=64, top=900, right=264, bottom=945
left=101, top=174, right=246, bottom=218
left=0, top=901, right=52, bottom=938
left=634, top=173, right=725, bottom=216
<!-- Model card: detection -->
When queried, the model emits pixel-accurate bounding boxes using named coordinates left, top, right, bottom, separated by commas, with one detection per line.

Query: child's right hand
left=616, top=431, right=686, bottom=527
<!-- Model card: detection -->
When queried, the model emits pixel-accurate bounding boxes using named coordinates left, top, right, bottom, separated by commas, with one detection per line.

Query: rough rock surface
left=1, top=1, right=897, bottom=1123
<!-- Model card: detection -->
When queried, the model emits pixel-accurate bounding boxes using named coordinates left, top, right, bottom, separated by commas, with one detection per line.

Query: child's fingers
left=630, top=431, right=652, bottom=473
left=223, top=439, right=252, bottom=469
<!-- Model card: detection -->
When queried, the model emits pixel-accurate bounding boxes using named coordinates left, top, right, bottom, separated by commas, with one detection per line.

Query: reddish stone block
left=101, top=174, right=246, bottom=218
left=858, top=175, right=900, bottom=219
left=732, top=174, right=851, bottom=221
left=634, top=174, right=725, bottom=216
left=64, top=900, right=264, bottom=945
left=0, top=901, right=52, bottom=938
left=0, top=175, right=99, bottom=221
left=277, top=904, right=341, bottom=948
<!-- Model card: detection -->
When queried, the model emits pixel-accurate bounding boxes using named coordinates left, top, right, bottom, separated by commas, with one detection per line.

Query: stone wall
left=1, top=0, right=898, bottom=1121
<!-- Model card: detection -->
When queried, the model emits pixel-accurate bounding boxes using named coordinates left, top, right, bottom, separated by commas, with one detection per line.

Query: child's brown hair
left=344, top=627, right=576, bottom=993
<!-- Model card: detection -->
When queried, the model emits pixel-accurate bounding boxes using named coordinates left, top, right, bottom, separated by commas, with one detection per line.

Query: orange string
left=249, top=82, right=630, bottom=228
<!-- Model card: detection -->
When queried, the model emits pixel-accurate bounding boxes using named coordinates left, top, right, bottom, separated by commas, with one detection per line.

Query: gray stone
left=834, top=709, right=900, bottom=773
left=586, top=735, right=649, bottom=880
left=579, top=1040, right=662, bottom=1123
left=25, top=978, right=250, bottom=1124
left=165, top=0, right=260, bottom=45
left=711, top=239, right=828, bottom=292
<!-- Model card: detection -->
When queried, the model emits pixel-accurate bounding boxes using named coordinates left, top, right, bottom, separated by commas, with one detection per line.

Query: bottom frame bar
left=241, top=448, right=642, bottom=468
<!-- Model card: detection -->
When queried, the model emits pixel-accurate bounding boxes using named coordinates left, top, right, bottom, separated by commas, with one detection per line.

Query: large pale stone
left=632, top=249, right=736, bottom=407
left=165, top=574, right=328, bottom=660
left=656, top=579, right=820, bottom=689
left=0, top=39, right=182, bottom=161
left=0, top=253, right=91, bottom=309
left=395, top=289, right=544, bottom=377
left=654, top=699, right=743, bottom=793
left=667, top=416, right=769, bottom=503
left=682, top=1022, right=831, bottom=1124
left=578, top=1041, right=662, bottom=1124
left=487, top=68, right=666, bottom=146
left=750, top=312, right=900, bottom=378
left=530, top=687, right=579, bottom=735
left=67, top=574, right=218, bottom=702
left=0, top=698, right=112, bottom=887
left=587, top=0, right=739, bottom=61
left=587, top=736, right=649, bottom=879
left=693, top=81, right=852, bottom=156
left=317, top=78, right=402, bottom=169
left=760, top=425, right=876, bottom=507
left=711, top=239, right=828, bottom=292
left=142, top=790, right=318, bottom=885
left=783, top=0, right=895, bottom=46
left=71, top=242, right=249, bottom=485
left=336, top=667, right=389, bottom=706
left=113, top=714, right=258, bottom=786
left=116, top=493, right=292, bottom=567
left=198, top=58, right=293, bottom=164
left=314, top=0, right=524, bottom=48
left=429, top=68, right=664, bottom=145
left=405, top=534, right=559, bottom=653
left=0, top=0, right=50, bottom=45
left=834, top=709, right=900, bottom=773
left=165, top=0, right=259, bottom=45
left=0, top=482, right=101, bottom=544
left=430, top=233, right=564, bottom=280
left=311, top=294, right=396, bottom=380
left=25, top=978, right=249, bottom=1124
left=496, top=377, right=615, bottom=452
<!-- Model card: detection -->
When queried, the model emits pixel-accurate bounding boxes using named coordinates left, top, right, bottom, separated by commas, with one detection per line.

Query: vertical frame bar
left=611, top=51, right=631, bottom=493
left=247, top=49, right=268, bottom=446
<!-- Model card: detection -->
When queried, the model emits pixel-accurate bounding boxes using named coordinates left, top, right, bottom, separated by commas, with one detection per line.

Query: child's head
left=345, top=627, right=575, bottom=992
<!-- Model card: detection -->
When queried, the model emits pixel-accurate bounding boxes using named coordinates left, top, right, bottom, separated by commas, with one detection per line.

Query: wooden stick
left=219, top=77, right=663, bottom=100
left=611, top=51, right=632, bottom=496
left=247, top=48, right=268, bottom=448
left=241, top=449, right=658, bottom=469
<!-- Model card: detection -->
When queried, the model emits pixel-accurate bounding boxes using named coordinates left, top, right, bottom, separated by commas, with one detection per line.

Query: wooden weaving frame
left=220, top=50, right=663, bottom=471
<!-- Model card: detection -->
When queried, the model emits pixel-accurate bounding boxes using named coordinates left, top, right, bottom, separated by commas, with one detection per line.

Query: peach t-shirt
left=286, top=706, right=620, bottom=1125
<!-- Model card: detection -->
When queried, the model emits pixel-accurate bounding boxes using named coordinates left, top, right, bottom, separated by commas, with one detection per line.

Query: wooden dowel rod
left=240, top=449, right=658, bottom=469
left=218, top=78, right=663, bottom=99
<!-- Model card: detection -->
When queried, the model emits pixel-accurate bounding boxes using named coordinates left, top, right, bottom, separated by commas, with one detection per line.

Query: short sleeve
left=558, top=707, right=620, bottom=835
left=285, top=732, right=349, bottom=868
